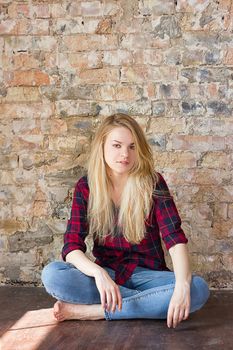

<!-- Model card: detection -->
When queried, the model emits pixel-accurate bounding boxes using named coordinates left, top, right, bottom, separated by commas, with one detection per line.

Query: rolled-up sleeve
left=154, top=173, right=188, bottom=250
left=62, top=178, right=89, bottom=260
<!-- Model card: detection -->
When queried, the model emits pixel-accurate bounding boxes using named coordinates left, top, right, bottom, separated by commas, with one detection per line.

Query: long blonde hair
left=87, top=113, right=159, bottom=244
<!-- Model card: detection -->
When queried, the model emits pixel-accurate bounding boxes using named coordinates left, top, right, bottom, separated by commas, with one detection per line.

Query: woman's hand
left=94, top=269, right=122, bottom=313
left=167, top=281, right=191, bottom=328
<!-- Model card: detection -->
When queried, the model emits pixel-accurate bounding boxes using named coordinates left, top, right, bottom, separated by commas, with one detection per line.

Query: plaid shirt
left=62, top=172, right=188, bottom=286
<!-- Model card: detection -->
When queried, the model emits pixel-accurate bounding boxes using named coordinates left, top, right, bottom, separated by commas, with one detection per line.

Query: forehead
left=106, top=126, right=134, bottom=141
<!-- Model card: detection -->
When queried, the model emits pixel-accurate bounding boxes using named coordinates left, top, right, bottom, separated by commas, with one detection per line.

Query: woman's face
left=103, top=126, right=137, bottom=177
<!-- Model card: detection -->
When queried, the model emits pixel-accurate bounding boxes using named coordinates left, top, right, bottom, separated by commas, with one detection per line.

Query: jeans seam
left=47, top=289, right=90, bottom=305
left=104, top=309, right=110, bottom=320
left=122, top=284, right=175, bottom=304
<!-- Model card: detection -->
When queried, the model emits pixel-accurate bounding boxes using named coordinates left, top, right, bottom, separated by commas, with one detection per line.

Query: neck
left=109, top=173, right=128, bottom=190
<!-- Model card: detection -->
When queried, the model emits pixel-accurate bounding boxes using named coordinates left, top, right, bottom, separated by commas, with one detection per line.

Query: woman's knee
left=41, top=261, right=71, bottom=288
left=191, top=275, right=210, bottom=308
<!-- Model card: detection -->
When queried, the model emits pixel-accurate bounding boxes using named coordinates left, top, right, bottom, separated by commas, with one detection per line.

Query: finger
left=172, top=307, right=180, bottom=328
left=183, top=305, right=190, bottom=320
left=116, top=287, right=122, bottom=311
left=179, top=309, right=185, bottom=323
left=100, top=290, right=106, bottom=310
left=167, top=305, right=174, bottom=328
left=106, top=290, right=112, bottom=312
left=110, top=289, right=117, bottom=312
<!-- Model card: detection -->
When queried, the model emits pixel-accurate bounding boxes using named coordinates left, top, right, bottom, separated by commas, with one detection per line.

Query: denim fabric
left=41, top=261, right=210, bottom=321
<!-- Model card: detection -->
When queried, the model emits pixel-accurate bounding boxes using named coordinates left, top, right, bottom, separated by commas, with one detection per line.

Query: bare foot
left=53, top=301, right=105, bottom=322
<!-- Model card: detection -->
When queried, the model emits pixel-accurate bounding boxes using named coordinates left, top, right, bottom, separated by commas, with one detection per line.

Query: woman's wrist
left=175, top=275, right=192, bottom=287
left=93, top=265, right=106, bottom=279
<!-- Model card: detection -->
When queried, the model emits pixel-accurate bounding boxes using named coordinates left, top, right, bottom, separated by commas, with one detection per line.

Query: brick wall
left=0, top=0, right=232, bottom=288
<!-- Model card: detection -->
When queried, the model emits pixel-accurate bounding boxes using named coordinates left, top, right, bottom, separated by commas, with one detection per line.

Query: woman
left=42, top=113, right=209, bottom=328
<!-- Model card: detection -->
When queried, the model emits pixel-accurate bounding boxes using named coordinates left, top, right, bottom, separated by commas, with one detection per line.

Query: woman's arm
left=167, top=243, right=192, bottom=328
left=66, top=250, right=122, bottom=313
left=66, top=249, right=103, bottom=277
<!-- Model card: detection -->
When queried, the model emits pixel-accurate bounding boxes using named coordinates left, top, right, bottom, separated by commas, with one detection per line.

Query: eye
left=130, top=145, right=135, bottom=150
left=113, top=144, right=121, bottom=148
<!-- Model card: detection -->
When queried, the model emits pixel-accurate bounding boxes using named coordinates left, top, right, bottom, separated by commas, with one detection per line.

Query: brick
left=152, top=15, right=181, bottom=39
left=30, top=19, right=50, bottom=35
left=64, top=52, right=102, bottom=69
left=115, top=17, right=152, bottom=34
left=206, top=83, right=219, bottom=99
left=8, top=3, right=30, bottom=18
left=121, top=33, right=170, bottom=50
left=12, top=118, right=37, bottom=135
left=103, top=50, right=133, bottom=66
left=181, top=100, right=205, bottom=115
left=212, top=220, right=233, bottom=238
left=94, top=100, right=152, bottom=117
left=150, top=117, right=185, bottom=133
left=181, top=67, right=233, bottom=83
left=182, top=50, right=205, bottom=66
left=4, top=87, right=41, bottom=102
left=81, top=1, right=102, bottom=16
left=164, top=47, right=182, bottom=65
left=133, top=49, right=163, bottom=66
left=2, top=53, right=41, bottom=70
left=147, top=134, right=166, bottom=151
left=31, top=4, right=50, bottom=18
left=52, top=18, right=100, bottom=35
left=97, top=84, right=142, bottom=101
left=153, top=151, right=197, bottom=168
left=197, top=151, right=232, bottom=169
left=0, top=219, right=28, bottom=235
left=165, top=168, right=231, bottom=186
left=176, top=0, right=210, bottom=13
left=157, top=84, right=181, bottom=99
left=152, top=101, right=166, bottom=116
left=55, top=100, right=100, bottom=117
left=138, top=0, right=175, bottom=15
left=8, top=229, right=53, bottom=253
left=0, top=103, right=53, bottom=119
left=48, top=135, right=88, bottom=151
left=0, top=20, right=17, bottom=35
left=224, top=48, right=233, bottom=65
left=62, top=34, right=118, bottom=52
left=207, top=100, right=232, bottom=116
left=50, top=3, right=69, bottom=18
left=79, top=67, right=119, bottom=84
left=228, top=204, right=233, bottom=219
left=167, top=135, right=225, bottom=152
left=4, top=36, right=33, bottom=54
left=31, top=201, right=51, bottom=217
left=32, top=36, right=57, bottom=52
left=0, top=155, right=18, bottom=170
left=0, top=19, right=49, bottom=36
left=42, top=118, right=67, bottom=135
left=102, top=2, right=121, bottom=16
left=5, top=70, right=50, bottom=87
left=95, top=17, right=113, bottom=34
left=184, top=117, right=233, bottom=137
left=65, top=117, right=91, bottom=135
left=121, top=66, right=178, bottom=83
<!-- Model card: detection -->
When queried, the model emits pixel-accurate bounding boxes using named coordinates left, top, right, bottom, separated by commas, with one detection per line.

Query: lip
left=118, top=161, right=129, bottom=165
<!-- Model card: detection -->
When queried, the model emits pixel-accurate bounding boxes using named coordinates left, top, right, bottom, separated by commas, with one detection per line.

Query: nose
left=121, top=148, right=129, bottom=158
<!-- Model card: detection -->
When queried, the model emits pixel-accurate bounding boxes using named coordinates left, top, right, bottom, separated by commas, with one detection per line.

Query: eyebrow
left=112, top=140, right=135, bottom=145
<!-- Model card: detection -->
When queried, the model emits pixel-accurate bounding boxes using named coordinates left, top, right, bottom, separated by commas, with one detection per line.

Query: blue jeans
left=41, top=261, right=210, bottom=321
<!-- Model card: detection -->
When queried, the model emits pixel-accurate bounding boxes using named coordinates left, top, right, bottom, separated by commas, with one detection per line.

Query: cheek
left=104, top=145, right=115, bottom=162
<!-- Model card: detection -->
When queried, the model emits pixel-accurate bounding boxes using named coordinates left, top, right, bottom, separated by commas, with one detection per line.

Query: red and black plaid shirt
left=62, top=172, right=188, bottom=286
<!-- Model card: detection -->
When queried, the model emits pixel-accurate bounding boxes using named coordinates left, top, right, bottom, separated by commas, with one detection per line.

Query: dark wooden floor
left=0, top=287, right=232, bottom=350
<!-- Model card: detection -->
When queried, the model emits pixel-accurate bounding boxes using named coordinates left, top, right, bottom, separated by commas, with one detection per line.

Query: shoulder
left=153, top=171, right=171, bottom=197
left=76, top=175, right=89, bottom=187
left=75, top=175, right=90, bottom=198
